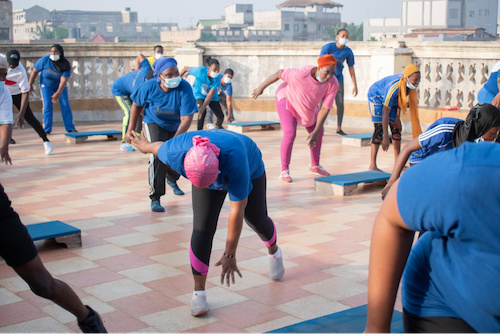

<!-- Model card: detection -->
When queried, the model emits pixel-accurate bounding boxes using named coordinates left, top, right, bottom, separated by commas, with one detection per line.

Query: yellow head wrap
left=398, top=64, right=422, bottom=138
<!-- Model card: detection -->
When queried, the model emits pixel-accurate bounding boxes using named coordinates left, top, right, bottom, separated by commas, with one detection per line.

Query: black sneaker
left=78, top=306, right=107, bottom=333
left=10, top=138, right=16, bottom=144
left=336, top=130, right=347, bottom=136
left=68, top=129, right=78, bottom=133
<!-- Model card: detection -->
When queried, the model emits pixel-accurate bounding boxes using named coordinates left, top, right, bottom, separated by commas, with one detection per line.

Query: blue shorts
left=368, top=97, right=397, bottom=123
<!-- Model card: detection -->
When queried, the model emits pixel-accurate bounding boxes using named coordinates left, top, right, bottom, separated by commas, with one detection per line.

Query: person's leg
left=369, top=123, right=383, bottom=171
left=116, top=95, right=133, bottom=143
left=196, top=99, right=206, bottom=130
left=305, top=123, right=324, bottom=167
left=243, top=172, right=284, bottom=280
left=40, top=86, right=55, bottom=133
left=144, top=123, right=168, bottom=210
left=209, top=100, right=225, bottom=129
left=58, top=87, right=76, bottom=132
left=390, top=122, right=401, bottom=163
left=335, top=81, right=345, bottom=133
left=403, top=308, right=477, bottom=333
left=276, top=97, right=298, bottom=172
left=219, top=92, right=232, bottom=122
left=12, top=94, right=49, bottom=142
left=205, top=105, right=214, bottom=125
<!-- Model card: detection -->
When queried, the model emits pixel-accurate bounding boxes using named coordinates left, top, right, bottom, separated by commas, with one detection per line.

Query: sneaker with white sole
left=43, top=141, right=53, bottom=155
left=279, top=170, right=292, bottom=183
left=309, top=165, right=330, bottom=176
left=269, top=247, right=285, bottom=281
left=120, top=142, right=135, bottom=151
left=191, top=291, right=209, bottom=316
left=206, top=123, right=215, bottom=130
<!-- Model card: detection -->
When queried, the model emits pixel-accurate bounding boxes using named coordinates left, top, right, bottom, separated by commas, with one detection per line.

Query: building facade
left=0, top=0, right=13, bottom=43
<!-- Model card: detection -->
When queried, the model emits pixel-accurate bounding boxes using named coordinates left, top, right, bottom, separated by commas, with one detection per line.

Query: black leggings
left=403, top=308, right=476, bottom=333
left=197, top=99, right=224, bottom=130
left=190, top=172, right=276, bottom=275
left=12, top=94, right=48, bottom=142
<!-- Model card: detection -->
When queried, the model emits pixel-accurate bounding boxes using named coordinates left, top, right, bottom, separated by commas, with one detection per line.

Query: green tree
left=35, top=23, right=68, bottom=40
left=327, top=23, right=363, bottom=41
left=197, top=31, right=217, bottom=42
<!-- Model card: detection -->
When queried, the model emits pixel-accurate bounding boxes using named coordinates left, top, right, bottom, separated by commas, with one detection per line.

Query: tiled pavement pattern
left=0, top=121, right=405, bottom=333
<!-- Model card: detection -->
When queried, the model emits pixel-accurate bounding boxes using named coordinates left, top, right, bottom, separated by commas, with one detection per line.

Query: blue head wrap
left=154, top=57, right=177, bottom=83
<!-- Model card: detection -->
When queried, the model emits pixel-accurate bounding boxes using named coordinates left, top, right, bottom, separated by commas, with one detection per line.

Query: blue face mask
left=406, top=78, right=417, bottom=90
left=316, top=75, right=323, bottom=83
left=162, top=76, right=181, bottom=89
left=338, top=38, right=349, bottom=46
left=0, top=81, right=5, bottom=89
left=210, top=71, right=219, bottom=79
left=474, top=137, right=485, bottom=143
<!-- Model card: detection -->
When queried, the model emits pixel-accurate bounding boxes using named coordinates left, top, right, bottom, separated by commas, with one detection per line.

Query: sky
left=12, top=0, right=403, bottom=28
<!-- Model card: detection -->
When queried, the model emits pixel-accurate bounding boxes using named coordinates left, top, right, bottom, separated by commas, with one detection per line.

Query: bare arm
left=51, top=76, right=70, bottom=103
left=252, top=70, right=282, bottom=99
left=198, top=88, right=216, bottom=116
left=180, top=67, right=190, bottom=79
left=348, top=66, right=358, bottom=97
left=226, top=95, right=233, bottom=121
left=307, top=105, right=331, bottom=148
left=492, top=77, right=500, bottom=108
left=0, top=124, right=13, bottom=165
left=129, top=131, right=163, bottom=155
left=365, top=180, right=414, bottom=333
left=215, top=198, right=247, bottom=286
left=28, top=68, right=39, bottom=94
left=174, top=114, right=194, bottom=137
left=381, top=138, right=422, bottom=199
left=125, top=102, right=143, bottom=143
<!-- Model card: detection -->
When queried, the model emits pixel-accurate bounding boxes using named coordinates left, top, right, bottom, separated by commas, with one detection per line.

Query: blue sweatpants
left=41, top=85, right=76, bottom=133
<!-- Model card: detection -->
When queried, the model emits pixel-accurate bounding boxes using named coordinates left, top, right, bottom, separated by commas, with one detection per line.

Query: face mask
left=162, top=76, right=181, bottom=89
left=154, top=53, right=163, bottom=60
left=406, top=78, right=417, bottom=90
left=316, top=75, right=323, bottom=83
left=210, top=71, right=219, bottom=79
left=50, top=54, right=60, bottom=62
left=474, top=137, right=485, bottom=143
left=0, top=81, right=4, bottom=89
left=338, top=38, right=349, bottom=46
left=223, top=76, right=232, bottom=84
left=7, top=67, right=12, bottom=73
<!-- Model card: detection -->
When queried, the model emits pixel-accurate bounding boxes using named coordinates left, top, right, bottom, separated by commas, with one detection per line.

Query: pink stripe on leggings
left=190, top=246, right=209, bottom=275
left=263, top=220, right=277, bottom=247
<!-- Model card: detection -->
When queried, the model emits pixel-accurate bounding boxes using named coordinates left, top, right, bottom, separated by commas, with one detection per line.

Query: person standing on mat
left=206, top=68, right=236, bottom=128
left=252, top=55, right=339, bottom=183
left=126, top=57, right=197, bottom=212
left=28, top=44, right=77, bottom=134
left=2, top=50, right=53, bottom=155
left=381, top=103, right=500, bottom=198
left=129, top=129, right=285, bottom=317
left=180, top=57, right=224, bottom=130
left=365, top=142, right=500, bottom=333
left=367, top=64, right=422, bottom=172
left=112, top=54, right=153, bottom=152
left=320, top=28, right=358, bottom=136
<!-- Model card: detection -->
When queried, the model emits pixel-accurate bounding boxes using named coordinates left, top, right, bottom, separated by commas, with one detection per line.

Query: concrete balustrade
left=3, top=40, right=497, bottom=132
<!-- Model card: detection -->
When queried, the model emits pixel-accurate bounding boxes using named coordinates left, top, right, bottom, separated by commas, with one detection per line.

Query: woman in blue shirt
left=28, top=44, right=76, bottom=134
left=478, top=60, right=500, bottom=107
left=126, top=57, right=198, bottom=212
left=381, top=103, right=500, bottom=198
left=129, top=129, right=284, bottom=317
left=180, top=57, right=224, bottom=130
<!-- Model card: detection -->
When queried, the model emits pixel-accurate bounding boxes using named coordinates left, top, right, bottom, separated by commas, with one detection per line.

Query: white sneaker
left=206, top=123, right=215, bottom=130
left=43, top=141, right=53, bottom=155
left=191, top=291, right=209, bottom=317
left=269, top=247, right=285, bottom=281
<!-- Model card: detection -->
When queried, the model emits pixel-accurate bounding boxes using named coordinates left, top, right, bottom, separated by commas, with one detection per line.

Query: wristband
left=223, top=252, right=234, bottom=258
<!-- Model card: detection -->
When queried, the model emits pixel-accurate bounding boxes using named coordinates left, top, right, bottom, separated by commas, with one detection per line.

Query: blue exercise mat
left=65, top=130, right=121, bottom=138
left=26, top=221, right=81, bottom=241
left=343, top=133, right=372, bottom=139
left=316, top=171, right=391, bottom=186
left=268, top=304, right=403, bottom=333
left=229, top=121, right=280, bottom=127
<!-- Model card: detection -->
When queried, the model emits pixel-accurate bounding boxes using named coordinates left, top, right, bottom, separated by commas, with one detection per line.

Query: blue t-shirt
left=131, top=79, right=197, bottom=132
left=409, top=117, right=461, bottom=164
left=319, top=43, right=355, bottom=82
left=111, top=59, right=152, bottom=96
left=188, top=67, right=221, bottom=101
left=482, top=60, right=500, bottom=95
left=397, top=142, right=500, bottom=332
left=157, top=129, right=265, bottom=201
left=368, top=74, right=403, bottom=109
left=34, top=55, right=71, bottom=90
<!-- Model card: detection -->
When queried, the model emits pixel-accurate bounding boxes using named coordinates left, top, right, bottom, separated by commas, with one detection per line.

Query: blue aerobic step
left=342, top=133, right=373, bottom=147
left=315, top=171, right=391, bottom=196
left=26, top=220, right=82, bottom=248
left=268, top=304, right=403, bottom=333
left=65, top=130, right=121, bottom=143
left=228, top=121, right=281, bottom=133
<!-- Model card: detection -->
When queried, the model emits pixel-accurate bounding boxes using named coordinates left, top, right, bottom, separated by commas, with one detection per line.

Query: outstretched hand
left=129, top=131, right=151, bottom=154
left=215, top=255, right=242, bottom=287
left=1, top=147, right=12, bottom=165
left=251, top=87, right=263, bottom=100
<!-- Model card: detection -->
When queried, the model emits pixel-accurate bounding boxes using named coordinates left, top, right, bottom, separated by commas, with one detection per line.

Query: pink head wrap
left=184, top=136, right=220, bottom=188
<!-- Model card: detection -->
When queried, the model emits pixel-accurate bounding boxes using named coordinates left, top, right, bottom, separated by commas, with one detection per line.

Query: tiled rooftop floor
left=0, top=121, right=404, bottom=333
